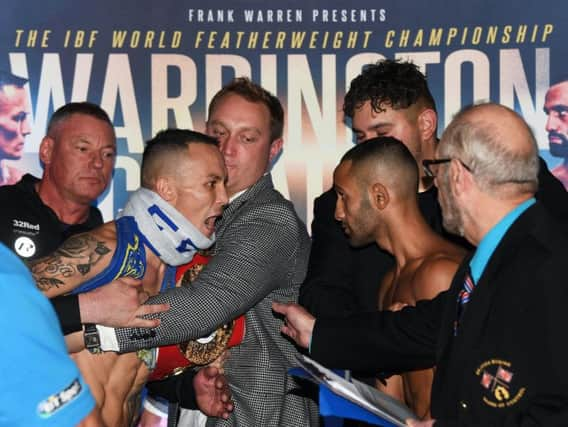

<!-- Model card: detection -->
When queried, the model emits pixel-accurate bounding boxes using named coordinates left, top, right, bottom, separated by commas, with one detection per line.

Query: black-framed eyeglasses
left=422, top=158, right=472, bottom=178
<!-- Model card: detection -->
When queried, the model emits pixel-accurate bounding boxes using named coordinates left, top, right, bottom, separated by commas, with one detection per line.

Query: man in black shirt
left=0, top=101, right=113, bottom=262
left=0, top=102, right=167, bottom=332
left=0, top=173, right=103, bottom=260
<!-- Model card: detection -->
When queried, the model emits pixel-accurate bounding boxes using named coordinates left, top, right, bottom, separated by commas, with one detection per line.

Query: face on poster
left=1, top=0, right=566, bottom=222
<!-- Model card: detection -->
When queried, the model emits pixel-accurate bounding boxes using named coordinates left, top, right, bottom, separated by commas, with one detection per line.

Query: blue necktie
left=454, top=268, right=475, bottom=336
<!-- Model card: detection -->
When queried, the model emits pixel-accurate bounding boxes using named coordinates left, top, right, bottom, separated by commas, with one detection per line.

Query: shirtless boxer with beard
left=333, top=137, right=465, bottom=419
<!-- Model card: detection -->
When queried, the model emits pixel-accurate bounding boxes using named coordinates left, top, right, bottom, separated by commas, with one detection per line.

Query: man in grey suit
left=96, top=78, right=318, bottom=426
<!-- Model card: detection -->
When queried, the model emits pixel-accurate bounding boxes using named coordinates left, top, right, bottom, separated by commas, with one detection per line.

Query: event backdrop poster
left=1, top=0, right=566, bottom=223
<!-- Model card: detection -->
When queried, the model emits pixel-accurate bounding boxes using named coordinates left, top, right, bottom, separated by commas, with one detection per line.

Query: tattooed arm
left=29, top=224, right=117, bottom=298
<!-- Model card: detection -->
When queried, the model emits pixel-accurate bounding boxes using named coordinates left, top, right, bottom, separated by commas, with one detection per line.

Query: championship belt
left=148, top=252, right=246, bottom=381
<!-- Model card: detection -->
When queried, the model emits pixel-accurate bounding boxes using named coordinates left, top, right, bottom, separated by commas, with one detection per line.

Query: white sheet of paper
left=295, top=354, right=417, bottom=427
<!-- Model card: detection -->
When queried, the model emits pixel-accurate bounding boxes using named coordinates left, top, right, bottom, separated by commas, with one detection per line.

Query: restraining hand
left=272, top=301, right=315, bottom=349
left=79, top=277, right=170, bottom=328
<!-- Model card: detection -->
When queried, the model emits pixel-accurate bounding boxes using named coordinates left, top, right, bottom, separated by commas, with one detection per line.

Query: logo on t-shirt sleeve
left=14, top=236, right=36, bottom=258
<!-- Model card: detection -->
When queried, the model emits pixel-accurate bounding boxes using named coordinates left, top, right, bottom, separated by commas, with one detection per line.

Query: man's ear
left=449, top=158, right=472, bottom=197
left=154, top=177, right=176, bottom=202
left=39, top=136, right=54, bottom=165
left=418, top=108, right=438, bottom=142
left=370, top=182, right=390, bottom=210
left=268, top=138, right=283, bottom=163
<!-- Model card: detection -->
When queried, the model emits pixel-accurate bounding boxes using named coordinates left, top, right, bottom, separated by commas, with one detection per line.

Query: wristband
left=84, top=323, right=102, bottom=354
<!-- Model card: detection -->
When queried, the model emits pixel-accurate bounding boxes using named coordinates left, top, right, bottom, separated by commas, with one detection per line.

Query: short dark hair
left=342, top=136, right=415, bottom=165
left=343, top=59, right=436, bottom=119
left=341, top=136, right=419, bottom=196
left=0, top=70, right=27, bottom=91
left=47, top=102, right=113, bottom=136
left=208, top=77, right=284, bottom=142
left=141, top=129, right=219, bottom=188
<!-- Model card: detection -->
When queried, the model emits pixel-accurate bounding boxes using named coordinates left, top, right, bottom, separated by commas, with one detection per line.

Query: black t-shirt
left=0, top=174, right=104, bottom=334
left=0, top=174, right=103, bottom=261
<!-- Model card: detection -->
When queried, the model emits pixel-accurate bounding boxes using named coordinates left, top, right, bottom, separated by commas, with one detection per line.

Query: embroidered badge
left=475, top=359, right=525, bottom=408
left=37, top=378, right=82, bottom=418
left=115, top=234, right=146, bottom=279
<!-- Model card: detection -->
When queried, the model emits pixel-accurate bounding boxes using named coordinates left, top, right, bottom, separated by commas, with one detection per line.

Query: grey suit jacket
left=116, top=174, right=318, bottom=426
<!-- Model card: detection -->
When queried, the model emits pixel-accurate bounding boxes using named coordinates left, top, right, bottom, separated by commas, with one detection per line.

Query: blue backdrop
left=1, top=0, right=566, bottom=224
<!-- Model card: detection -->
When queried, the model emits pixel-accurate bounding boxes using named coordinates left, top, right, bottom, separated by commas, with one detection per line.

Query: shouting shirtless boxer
left=30, top=129, right=229, bottom=426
